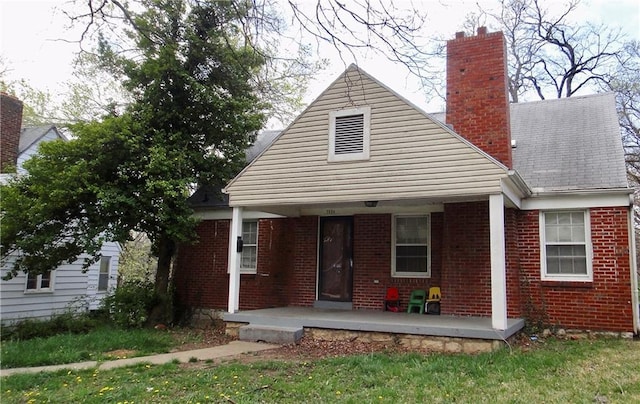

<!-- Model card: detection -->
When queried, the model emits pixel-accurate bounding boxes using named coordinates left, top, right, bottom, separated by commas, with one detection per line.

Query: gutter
left=507, top=170, right=532, bottom=197
left=527, top=187, right=634, bottom=198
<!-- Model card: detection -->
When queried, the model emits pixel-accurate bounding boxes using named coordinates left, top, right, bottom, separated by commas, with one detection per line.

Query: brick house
left=175, top=28, right=639, bottom=342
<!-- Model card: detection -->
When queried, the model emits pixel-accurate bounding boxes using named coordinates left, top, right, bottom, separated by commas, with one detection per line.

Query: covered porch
left=224, top=306, right=525, bottom=341
left=225, top=186, right=529, bottom=334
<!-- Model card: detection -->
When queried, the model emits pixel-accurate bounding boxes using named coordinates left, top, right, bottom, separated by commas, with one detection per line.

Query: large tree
left=1, top=0, right=266, bottom=321
left=463, top=0, right=630, bottom=103
left=2, top=0, right=432, bottom=322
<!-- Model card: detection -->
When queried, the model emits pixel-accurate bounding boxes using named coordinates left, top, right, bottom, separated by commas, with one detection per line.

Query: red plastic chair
left=385, top=287, right=400, bottom=312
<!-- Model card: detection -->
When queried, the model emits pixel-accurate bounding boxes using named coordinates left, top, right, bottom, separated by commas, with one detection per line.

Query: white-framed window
left=540, top=210, right=592, bottom=281
left=392, top=215, right=431, bottom=278
left=25, top=270, right=53, bottom=292
left=240, top=220, right=258, bottom=274
left=98, top=256, right=111, bottom=291
left=328, top=107, right=371, bottom=162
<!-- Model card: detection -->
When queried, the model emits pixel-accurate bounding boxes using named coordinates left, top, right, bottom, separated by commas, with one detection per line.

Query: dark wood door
left=319, top=217, right=353, bottom=302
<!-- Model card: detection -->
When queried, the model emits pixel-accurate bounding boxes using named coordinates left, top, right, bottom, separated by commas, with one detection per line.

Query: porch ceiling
left=235, top=194, right=493, bottom=217
left=224, top=307, right=525, bottom=341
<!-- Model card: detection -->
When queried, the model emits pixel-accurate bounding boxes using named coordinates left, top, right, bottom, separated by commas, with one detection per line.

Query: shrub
left=101, top=281, right=157, bottom=328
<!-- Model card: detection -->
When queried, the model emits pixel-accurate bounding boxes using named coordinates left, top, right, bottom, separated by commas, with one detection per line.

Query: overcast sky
left=1, top=0, right=639, bottom=116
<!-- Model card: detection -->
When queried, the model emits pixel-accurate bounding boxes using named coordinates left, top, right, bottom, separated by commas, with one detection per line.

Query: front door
left=319, top=217, right=353, bottom=301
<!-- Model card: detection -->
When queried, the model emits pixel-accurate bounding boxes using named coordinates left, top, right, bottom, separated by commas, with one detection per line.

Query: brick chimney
left=446, top=27, right=512, bottom=168
left=1, top=92, right=24, bottom=173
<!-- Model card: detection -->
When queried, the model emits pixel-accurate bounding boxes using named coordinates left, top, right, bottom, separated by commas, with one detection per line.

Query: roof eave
left=529, top=187, right=633, bottom=197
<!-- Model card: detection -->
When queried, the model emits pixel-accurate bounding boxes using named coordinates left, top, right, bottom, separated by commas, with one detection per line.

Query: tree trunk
left=147, top=234, right=176, bottom=326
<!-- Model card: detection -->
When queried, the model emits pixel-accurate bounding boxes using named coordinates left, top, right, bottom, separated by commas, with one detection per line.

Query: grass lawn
left=0, top=326, right=204, bottom=369
left=2, top=338, right=639, bottom=403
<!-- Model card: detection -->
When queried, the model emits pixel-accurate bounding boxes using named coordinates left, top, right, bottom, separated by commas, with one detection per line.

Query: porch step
left=239, top=324, right=304, bottom=344
left=313, top=300, right=353, bottom=310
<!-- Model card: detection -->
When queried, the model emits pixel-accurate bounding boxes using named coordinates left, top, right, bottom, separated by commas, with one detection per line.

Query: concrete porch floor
left=224, top=307, right=525, bottom=340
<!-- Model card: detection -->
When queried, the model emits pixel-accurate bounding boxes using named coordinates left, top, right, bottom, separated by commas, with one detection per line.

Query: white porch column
left=227, top=207, right=243, bottom=313
left=489, top=194, right=508, bottom=330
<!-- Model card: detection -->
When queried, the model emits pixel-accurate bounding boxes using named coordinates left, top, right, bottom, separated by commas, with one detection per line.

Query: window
left=26, top=270, right=53, bottom=292
left=392, top=215, right=430, bottom=278
left=99, top=256, right=111, bottom=291
left=328, top=107, right=370, bottom=161
left=241, top=220, right=258, bottom=274
left=541, top=211, right=592, bottom=281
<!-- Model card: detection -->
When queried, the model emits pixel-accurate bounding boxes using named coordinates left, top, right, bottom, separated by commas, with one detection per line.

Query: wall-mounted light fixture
left=364, top=201, right=378, bottom=208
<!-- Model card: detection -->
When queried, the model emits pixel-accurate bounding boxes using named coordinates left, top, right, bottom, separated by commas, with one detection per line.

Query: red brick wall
left=175, top=220, right=231, bottom=309
left=442, top=202, right=492, bottom=316
left=175, top=206, right=633, bottom=333
left=282, top=216, right=318, bottom=306
left=446, top=28, right=512, bottom=168
left=175, top=218, right=299, bottom=311
left=175, top=213, right=445, bottom=313
left=437, top=202, right=522, bottom=317
left=517, top=207, right=634, bottom=332
left=352, top=214, right=442, bottom=311
left=0, top=92, right=23, bottom=173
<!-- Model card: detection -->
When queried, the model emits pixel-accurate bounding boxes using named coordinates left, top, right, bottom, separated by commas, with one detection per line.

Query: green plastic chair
left=406, top=289, right=427, bottom=314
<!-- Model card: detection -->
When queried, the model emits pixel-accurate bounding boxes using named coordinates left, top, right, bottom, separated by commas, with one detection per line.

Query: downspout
left=628, top=204, right=639, bottom=334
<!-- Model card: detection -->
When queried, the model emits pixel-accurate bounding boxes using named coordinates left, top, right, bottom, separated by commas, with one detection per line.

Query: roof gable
left=225, top=65, right=508, bottom=208
left=19, top=125, right=62, bottom=154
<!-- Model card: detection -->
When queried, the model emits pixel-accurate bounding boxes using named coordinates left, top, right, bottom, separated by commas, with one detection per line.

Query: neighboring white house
left=0, top=121, right=120, bottom=324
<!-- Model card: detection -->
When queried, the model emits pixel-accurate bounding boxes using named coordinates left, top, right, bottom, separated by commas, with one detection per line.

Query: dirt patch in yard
left=104, top=349, right=137, bottom=359
left=167, top=319, right=234, bottom=352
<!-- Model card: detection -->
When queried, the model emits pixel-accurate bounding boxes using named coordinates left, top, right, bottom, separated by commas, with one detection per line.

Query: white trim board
left=522, top=192, right=631, bottom=210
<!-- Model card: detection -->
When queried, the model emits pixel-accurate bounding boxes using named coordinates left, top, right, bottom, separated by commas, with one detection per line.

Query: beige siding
left=227, top=66, right=507, bottom=207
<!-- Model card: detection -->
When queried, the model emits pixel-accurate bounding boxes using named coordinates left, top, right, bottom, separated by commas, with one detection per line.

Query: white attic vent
left=334, top=114, right=364, bottom=154
left=329, top=107, right=371, bottom=162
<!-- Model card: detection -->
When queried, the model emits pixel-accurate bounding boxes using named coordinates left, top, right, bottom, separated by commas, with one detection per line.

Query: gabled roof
left=205, top=68, right=628, bottom=211
left=187, top=185, right=230, bottom=210
left=510, top=93, right=627, bottom=192
left=224, top=65, right=509, bottom=208
left=19, top=125, right=63, bottom=154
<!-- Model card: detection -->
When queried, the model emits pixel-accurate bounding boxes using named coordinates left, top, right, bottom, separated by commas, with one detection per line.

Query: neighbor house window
left=392, top=215, right=431, bottom=278
left=540, top=210, right=592, bottom=281
left=241, top=220, right=258, bottom=274
left=26, top=270, right=53, bottom=292
left=99, top=256, right=111, bottom=291
left=328, top=107, right=370, bottom=162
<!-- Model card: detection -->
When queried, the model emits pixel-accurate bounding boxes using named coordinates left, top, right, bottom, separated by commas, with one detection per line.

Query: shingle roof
left=510, top=93, right=628, bottom=192
left=245, top=130, right=280, bottom=162
left=186, top=185, right=229, bottom=210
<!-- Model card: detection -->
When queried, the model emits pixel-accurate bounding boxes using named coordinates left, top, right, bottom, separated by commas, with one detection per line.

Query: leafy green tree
left=3, top=0, right=431, bottom=323
left=1, top=0, right=266, bottom=322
